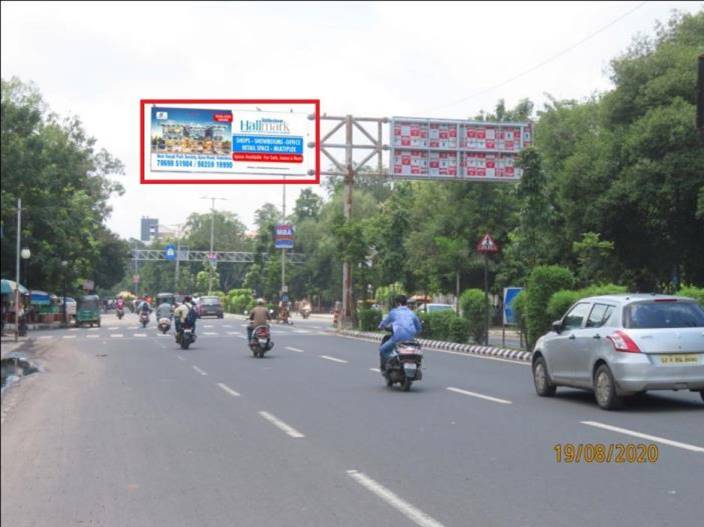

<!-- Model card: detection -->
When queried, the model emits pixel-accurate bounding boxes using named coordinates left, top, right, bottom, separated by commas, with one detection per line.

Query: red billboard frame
left=140, top=99, right=320, bottom=185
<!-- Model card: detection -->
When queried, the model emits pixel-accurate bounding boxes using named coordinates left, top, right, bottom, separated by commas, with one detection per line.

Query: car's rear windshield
left=624, top=301, right=704, bottom=329
left=202, top=297, right=221, bottom=305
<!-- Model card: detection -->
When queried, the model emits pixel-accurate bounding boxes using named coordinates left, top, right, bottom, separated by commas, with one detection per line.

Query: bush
left=419, top=310, right=468, bottom=343
left=357, top=308, right=383, bottom=331
left=678, top=285, right=704, bottom=307
left=459, top=289, right=487, bottom=343
left=226, top=288, right=254, bottom=314
left=524, top=265, right=575, bottom=350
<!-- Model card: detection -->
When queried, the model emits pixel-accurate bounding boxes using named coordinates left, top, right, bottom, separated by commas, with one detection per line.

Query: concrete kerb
left=329, top=329, right=533, bottom=362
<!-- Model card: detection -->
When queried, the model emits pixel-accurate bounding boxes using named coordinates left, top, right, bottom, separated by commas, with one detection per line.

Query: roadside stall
left=1, top=279, right=30, bottom=332
left=30, top=290, right=58, bottom=323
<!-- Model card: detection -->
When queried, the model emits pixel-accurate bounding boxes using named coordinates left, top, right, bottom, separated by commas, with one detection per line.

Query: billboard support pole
left=484, top=253, right=490, bottom=346
left=281, top=176, right=286, bottom=297
left=313, top=113, right=388, bottom=328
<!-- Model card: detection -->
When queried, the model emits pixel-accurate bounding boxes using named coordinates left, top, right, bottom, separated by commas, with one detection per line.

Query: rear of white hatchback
left=532, top=295, right=704, bottom=409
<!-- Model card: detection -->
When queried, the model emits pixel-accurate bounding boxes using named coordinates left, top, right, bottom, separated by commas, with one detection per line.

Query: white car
left=418, top=303, right=454, bottom=314
left=58, top=297, right=77, bottom=318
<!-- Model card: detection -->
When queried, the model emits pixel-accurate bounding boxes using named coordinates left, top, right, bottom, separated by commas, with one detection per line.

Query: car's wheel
left=594, top=364, right=622, bottom=410
left=533, top=356, right=556, bottom=397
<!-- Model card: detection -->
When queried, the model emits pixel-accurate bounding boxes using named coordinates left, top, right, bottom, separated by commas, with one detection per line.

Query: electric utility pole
left=14, top=198, right=22, bottom=342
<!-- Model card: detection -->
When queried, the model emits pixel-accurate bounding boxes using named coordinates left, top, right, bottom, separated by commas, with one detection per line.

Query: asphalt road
left=2, top=313, right=702, bottom=527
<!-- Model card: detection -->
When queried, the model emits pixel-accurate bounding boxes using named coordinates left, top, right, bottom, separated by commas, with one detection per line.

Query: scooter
left=116, top=307, right=124, bottom=320
left=139, top=312, right=150, bottom=328
left=157, top=316, right=171, bottom=334
left=381, top=331, right=423, bottom=391
left=299, top=305, right=312, bottom=319
left=249, top=325, right=273, bottom=358
left=176, top=323, right=196, bottom=350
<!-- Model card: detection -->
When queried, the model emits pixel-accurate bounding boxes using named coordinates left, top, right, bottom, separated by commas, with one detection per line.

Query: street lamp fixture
left=21, top=248, right=31, bottom=260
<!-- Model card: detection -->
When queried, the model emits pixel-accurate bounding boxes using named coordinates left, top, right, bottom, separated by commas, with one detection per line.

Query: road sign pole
left=175, top=236, right=181, bottom=292
left=341, top=115, right=354, bottom=328
left=484, top=252, right=489, bottom=346
left=15, top=198, right=21, bottom=342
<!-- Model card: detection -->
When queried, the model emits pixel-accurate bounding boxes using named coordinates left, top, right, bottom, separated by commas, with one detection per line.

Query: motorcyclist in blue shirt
left=378, top=295, right=422, bottom=371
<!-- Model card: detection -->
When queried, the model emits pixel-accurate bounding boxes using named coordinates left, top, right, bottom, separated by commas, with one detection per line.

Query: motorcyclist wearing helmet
left=378, top=295, right=422, bottom=371
left=247, top=298, right=271, bottom=342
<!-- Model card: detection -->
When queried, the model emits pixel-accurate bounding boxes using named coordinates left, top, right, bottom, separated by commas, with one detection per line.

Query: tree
left=1, top=77, right=127, bottom=292
left=292, top=188, right=322, bottom=222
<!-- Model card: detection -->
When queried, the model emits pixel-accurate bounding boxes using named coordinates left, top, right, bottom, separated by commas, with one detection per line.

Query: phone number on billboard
left=157, top=160, right=233, bottom=169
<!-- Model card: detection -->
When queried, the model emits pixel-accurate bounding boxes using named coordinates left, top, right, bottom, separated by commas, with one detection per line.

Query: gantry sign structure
left=132, top=249, right=306, bottom=264
left=312, top=113, right=531, bottom=327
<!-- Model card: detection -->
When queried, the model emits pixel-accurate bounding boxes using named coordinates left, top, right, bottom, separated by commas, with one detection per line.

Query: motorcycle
left=176, top=323, right=196, bottom=350
left=116, top=307, right=124, bottom=320
left=380, top=331, right=423, bottom=391
left=277, top=307, right=292, bottom=325
left=249, top=325, right=273, bottom=358
left=157, top=316, right=171, bottom=334
left=299, top=304, right=312, bottom=319
left=139, top=312, right=150, bottom=328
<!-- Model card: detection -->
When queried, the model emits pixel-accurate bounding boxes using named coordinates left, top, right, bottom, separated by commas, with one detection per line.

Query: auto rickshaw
left=76, top=294, right=101, bottom=327
left=156, top=292, right=175, bottom=306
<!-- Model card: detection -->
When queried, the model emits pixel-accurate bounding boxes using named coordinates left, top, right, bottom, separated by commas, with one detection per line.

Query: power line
left=426, top=1, right=648, bottom=113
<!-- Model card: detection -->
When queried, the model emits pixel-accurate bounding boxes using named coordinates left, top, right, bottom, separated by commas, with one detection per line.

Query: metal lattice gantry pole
left=308, top=114, right=389, bottom=328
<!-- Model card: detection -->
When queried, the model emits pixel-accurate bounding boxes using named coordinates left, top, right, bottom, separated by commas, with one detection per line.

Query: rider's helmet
left=256, top=298, right=266, bottom=306
left=183, top=295, right=192, bottom=303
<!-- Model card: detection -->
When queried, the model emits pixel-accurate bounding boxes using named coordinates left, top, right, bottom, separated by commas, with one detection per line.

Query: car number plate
left=659, top=354, right=700, bottom=365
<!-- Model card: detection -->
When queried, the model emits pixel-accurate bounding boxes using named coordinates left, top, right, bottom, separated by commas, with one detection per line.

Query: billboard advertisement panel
left=390, top=117, right=531, bottom=182
left=141, top=100, right=320, bottom=184
left=274, top=224, right=294, bottom=249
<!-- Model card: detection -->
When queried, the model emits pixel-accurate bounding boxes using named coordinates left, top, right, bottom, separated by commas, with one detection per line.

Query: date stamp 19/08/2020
left=553, top=443, right=659, bottom=464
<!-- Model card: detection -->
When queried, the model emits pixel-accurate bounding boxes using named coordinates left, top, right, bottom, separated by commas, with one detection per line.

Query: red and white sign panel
left=476, top=233, right=499, bottom=253
left=391, top=117, right=532, bottom=182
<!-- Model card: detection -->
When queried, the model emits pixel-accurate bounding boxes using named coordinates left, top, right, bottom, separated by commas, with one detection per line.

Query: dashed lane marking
left=258, top=411, right=305, bottom=438
left=320, top=355, right=348, bottom=364
left=446, top=387, right=512, bottom=405
left=110, top=334, right=124, bottom=338
left=285, top=347, right=304, bottom=353
left=581, top=421, right=704, bottom=454
left=346, top=470, right=445, bottom=527
left=217, top=383, right=241, bottom=397
left=192, top=366, right=207, bottom=376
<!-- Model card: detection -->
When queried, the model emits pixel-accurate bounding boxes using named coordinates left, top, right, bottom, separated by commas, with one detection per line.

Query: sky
left=2, top=1, right=702, bottom=240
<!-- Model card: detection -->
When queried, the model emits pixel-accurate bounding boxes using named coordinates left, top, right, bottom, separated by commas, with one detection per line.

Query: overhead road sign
left=390, top=117, right=532, bottom=182
left=164, top=244, right=177, bottom=261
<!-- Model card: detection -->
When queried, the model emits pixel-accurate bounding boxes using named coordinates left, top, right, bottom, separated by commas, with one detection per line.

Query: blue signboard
left=164, top=244, right=177, bottom=261
left=503, top=287, right=523, bottom=325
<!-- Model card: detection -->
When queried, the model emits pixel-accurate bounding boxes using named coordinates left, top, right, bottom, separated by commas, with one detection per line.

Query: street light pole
left=61, top=260, right=68, bottom=327
left=200, top=197, right=226, bottom=295
left=14, top=198, right=22, bottom=342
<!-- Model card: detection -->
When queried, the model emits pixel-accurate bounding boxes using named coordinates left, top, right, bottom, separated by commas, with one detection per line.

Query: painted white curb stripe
left=346, top=470, right=445, bottom=527
left=320, top=355, right=348, bottom=364
left=217, top=383, right=241, bottom=397
left=286, top=346, right=304, bottom=353
left=258, top=411, right=304, bottom=438
left=192, top=366, right=207, bottom=376
left=446, top=387, right=512, bottom=405
left=581, top=421, right=704, bottom=453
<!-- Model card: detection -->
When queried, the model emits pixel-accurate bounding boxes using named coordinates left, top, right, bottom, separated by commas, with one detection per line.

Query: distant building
left=140, top=217, right=159, bottom=242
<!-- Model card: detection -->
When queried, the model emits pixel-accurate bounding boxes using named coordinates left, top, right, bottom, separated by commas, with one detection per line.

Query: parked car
left=197, top=296, right=224, bottom=318
left=532, top=294, right=704, bottom=409
left=57, top=297, right=77, bottom=319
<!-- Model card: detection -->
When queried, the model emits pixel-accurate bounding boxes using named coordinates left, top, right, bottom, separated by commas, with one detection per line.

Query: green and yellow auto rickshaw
left=76, top=294, right=101, bottom=327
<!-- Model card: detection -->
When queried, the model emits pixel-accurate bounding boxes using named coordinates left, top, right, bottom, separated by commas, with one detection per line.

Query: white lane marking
left=110, top=334, right=124, bottom=338
left=217, top=383, right=241, bottom=397
left=370, top=368, right=381, bottom=373
left=62, top=335, right=76, bottom=339
left=86, top=335, right=99, bottom=339
left=223, top=324, right=233, bottom=328
left=69, top=328, right=79, bottom=332
left=157, top=333, right=170, bottom=337
left=204, top=325, right=214, bottom=328
left=293, top=329, right=310, bottom=334
left=133, top=333, right=147, bottom=337
left=192, top=366, right=207, bottom=376
left=38, top=335, right=53, bottom=340
left=258, top=411, right=305, bottom=438
left=581, top=421, right=704, bottom=454
left=226, top=331, right=240, bottom=336
left=88, top=327, right=99, bottom=331
left=177, top=356, right=186, bottom=361
left=320, top=355, right=348, bottom=364
left=286, top=346, right=304, bottom=353
left=108, top=327, right=119, bottom=330
left=203, top=332, right=218, bottom=336
left=446, top=387, right=512, bottom=405
left=346, top=470, right=445, bottom=527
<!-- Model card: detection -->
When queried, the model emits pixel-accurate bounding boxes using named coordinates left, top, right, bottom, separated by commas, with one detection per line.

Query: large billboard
left=141, top=100, right=320, bottom=184
left=390, top=117, right=532, bottom=182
